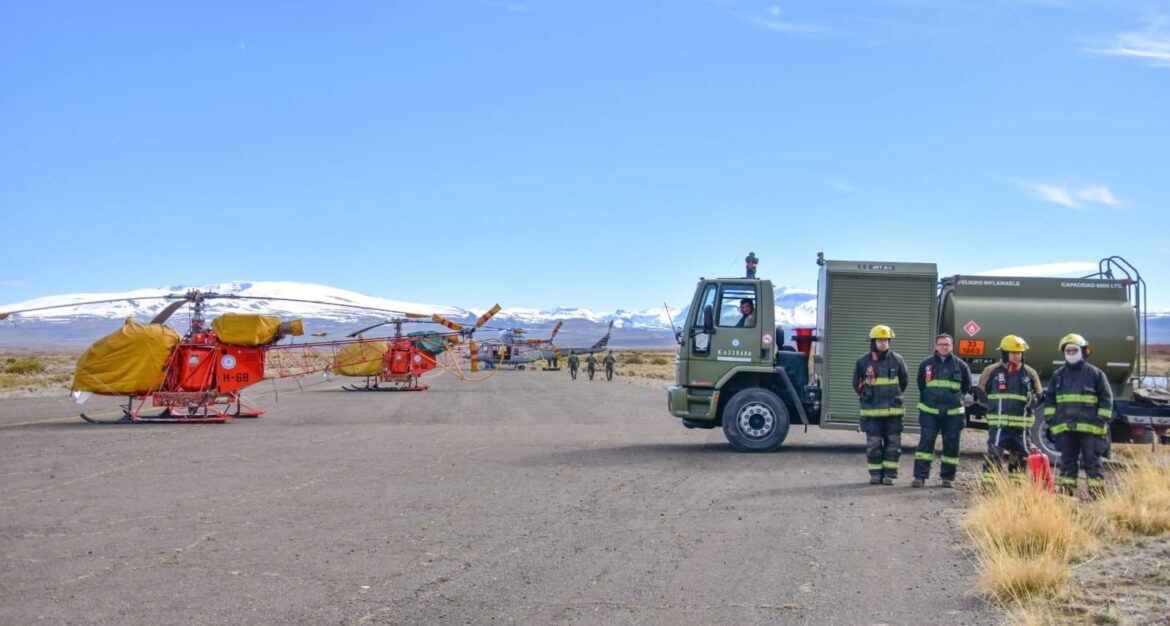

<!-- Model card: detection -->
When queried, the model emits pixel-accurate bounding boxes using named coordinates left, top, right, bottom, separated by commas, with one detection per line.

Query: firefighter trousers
left=1056, top=432, right=1107, bottom=496
left=861, top=417, right=902, bottom=480
left=981, top=427, right=1028, bottom=485
left=913, top=413, right=963, bottom=481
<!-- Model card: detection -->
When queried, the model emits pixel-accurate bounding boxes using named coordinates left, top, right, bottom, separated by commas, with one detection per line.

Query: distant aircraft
left=477, top=321, right=614, bottom=369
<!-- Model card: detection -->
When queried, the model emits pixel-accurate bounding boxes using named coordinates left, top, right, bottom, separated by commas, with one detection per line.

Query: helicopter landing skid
left=342, top=383, right=429, bottom=392
left=81, top=408, right=231, bottom=424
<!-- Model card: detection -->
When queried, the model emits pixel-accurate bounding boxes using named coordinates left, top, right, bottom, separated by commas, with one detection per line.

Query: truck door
left=687, top=283, right=760, bottom=384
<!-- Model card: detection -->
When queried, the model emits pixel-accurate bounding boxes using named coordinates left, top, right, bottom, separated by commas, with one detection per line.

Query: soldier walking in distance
left=853, top=325, right=909, bottom=485
left=603, top=350, right=616, bottom=381
left=978, top=335, right=1043, bottom=486
left=586, top=353, right=599, bottom=380
left=1044, top=333, right=1114, bottom=498
left=568, top=351, right=579, bottom=380
left=912, top=334, right=972, bottom=488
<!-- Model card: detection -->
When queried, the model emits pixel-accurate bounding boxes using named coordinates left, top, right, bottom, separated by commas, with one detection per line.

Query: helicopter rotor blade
left=1, top=296, right=177, bottom=320
left=475, top=304, right=502, bottom=328
left=548, top=320, right=562, bottom=342
left=150, top=300, right=190, bottom=325
left=346, top=320, right=393, bottom=338
left=221, top=294, right=420, bottom=318
left=431, top=313, right=464, bottom=332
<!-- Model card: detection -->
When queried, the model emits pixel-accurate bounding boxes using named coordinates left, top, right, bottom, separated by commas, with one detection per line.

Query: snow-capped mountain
left=0, top=281, right=819, bottom=349
left=4, top=281, right=1165, bottom=350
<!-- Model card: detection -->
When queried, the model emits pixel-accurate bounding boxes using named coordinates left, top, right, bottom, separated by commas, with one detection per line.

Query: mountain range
left=1, top=280, right=1167, bottom=349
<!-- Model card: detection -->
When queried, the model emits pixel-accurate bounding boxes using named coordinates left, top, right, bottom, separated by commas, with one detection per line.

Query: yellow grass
left=611, top=350, right=676, bottom=380
left=1144, top=344, right=1170, bottom=374
left=0, top=352, right=78, bottom=392
left=978, top=552, right=1069, bottom=605
left=963, top=478, right=1099, bottom=604
left=965, top=447, right=1170, bottom=621
left=1095, top=452, right=1170, bottom=536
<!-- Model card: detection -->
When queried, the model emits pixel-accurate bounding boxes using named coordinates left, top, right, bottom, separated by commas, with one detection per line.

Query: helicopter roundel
left=221, top=354, right=237, bottom=370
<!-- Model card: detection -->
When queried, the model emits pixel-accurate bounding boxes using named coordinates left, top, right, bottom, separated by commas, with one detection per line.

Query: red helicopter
left=332, top=305, right=501, bottom=391
left=1, top=291, right=498, bottom=423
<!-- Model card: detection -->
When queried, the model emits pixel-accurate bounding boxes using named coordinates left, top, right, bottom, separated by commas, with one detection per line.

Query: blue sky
left=2, top=0, right=1168, bottom=313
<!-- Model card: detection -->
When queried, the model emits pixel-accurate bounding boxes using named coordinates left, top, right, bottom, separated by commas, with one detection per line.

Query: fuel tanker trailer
left=666, top=254, right=1169, bottom=458
left=940, top=256, right=1169, bottom=459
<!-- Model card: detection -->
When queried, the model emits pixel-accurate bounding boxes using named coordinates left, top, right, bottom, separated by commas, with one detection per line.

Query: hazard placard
left=958, top=339, right=985, bottom=356
left=963, top=320, right=981, bottom=336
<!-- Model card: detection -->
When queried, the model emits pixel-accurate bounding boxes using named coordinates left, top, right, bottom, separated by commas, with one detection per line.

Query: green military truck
left=667, top=254, right=1170, bottom=455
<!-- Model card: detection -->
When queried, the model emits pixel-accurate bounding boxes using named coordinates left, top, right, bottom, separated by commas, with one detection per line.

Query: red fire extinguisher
left=1028, top=444, right=1055, bottom=493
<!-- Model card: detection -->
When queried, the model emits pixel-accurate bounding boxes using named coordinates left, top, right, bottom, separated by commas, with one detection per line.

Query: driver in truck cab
left=853, top=324, right=909, bottom=486
left=736, top=298, right=756, bottom=328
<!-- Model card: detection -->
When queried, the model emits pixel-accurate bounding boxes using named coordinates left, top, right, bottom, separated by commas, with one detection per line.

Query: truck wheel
left=722, top=389, right=790, bottom=452
left=1032, top=419, right=1114, bottom=465
left=1130, top=427, right=1155, bottom=445
left=1030, top=419, right=1061, bottom=466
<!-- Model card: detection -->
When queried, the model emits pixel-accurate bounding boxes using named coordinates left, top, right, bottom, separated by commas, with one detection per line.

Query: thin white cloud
left=975, top=262, right=1099, bottom=277
left=1085, top=16, right=1170, bottom=68
left=1028, top=182, right=1079, bottom=208
left=1076, top=185, right=1120, bottom=206
left=733, top=6, right=824, bottom=34
left=736, top=14, right=805, bottom=32
left=2, top=280, right=26, bottom=287
left=482, top=0, right=528, bottom=12
left=826, top=178, right=854, bottom=192
left=1017, top=180, right=1122, bottom=210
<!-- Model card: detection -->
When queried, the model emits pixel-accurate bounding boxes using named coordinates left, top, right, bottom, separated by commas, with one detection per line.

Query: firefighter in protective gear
left=1044, top=333, right=1113, bottom=498
left=978, top=335, right=1043, bottom=487
left=912, top=334, right=972, bottom=488
left=853, top=325, right=909, bottom=485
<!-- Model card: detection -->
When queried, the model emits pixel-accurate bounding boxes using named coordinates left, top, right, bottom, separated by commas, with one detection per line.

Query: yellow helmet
left=1058, top=333, right=1089, bottom=351
left=869, top=324, right=895, bottom=339
left=998, top=335, right=1029, bottom=352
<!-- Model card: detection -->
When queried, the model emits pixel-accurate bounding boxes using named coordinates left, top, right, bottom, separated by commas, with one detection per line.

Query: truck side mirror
left=703, top=304, right=715, bottom=334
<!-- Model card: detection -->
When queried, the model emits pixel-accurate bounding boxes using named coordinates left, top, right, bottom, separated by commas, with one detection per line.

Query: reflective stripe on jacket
left=1043, top=361, right=1113, bottom=436
left=854, top=350, right=909, bottom=418
left=916, top=353, right=971, bottom=416
left=979, top=362, right=1042, bottom=428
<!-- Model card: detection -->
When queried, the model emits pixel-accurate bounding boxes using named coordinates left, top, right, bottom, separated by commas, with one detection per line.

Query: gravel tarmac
left=0, top=370, right=997, bottom=625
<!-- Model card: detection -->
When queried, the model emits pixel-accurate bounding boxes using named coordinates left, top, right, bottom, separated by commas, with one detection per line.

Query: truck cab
left=668, top=278, right=818, bottom=451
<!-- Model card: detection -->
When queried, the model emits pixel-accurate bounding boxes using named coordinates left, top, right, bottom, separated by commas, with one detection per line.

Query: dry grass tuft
left=979, top=553, right=1069, bottom=605
left=967, top=446, right=1170, bottom=622
left=963, top=478, right=1098, bottom=603
left=1096, top=453, right=1170, bottom=536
